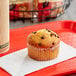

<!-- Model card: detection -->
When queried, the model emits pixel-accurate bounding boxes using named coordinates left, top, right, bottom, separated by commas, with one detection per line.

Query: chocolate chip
left=41, top=36, right=44, bottom=39
left=32, top=32, right=36, bottom=34
left=46, top=29, right=51, bottom=32
left=38, top=43, right=42, bottom=46
left=48, top=30, right=51, bottom=32
left=50, top=46, right=52, bottom=48
left=54, top=34, right=56, bottom=37
left=57, top=36, right=59, bottom=38
left=52, top=42, right=55, bottom=45
left=50, top=34, right=54, bottom=36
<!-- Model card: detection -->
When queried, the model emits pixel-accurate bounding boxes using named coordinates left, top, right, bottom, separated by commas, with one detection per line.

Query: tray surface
left=0, top=41, right=75, bottom=76
left=0, top=20, right=76, bottom=76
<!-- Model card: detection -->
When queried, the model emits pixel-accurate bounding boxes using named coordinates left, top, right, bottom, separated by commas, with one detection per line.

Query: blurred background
left=10, top=0, right=76, bottom=29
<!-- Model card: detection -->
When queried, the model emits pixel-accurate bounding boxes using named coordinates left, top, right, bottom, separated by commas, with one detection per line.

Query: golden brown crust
left=27, top=29, right=60, bottom=48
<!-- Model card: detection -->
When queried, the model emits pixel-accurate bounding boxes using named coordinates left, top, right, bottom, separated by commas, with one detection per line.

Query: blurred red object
left=10, top=2, right=32, bottom=20
left=38, top=1, right=64, bottom=21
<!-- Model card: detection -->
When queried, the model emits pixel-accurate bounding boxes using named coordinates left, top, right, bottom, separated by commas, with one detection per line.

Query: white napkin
left=0, top=41, right=76, bottom=76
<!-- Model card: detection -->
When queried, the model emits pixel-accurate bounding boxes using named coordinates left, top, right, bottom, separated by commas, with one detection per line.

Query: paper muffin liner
left=27, top=43, right=60, bottom=51
left=27, top=42, right=60, bottom=61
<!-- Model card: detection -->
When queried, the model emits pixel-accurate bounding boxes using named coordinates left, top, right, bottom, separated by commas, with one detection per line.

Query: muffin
left=27, top=29, right=60, bottom=61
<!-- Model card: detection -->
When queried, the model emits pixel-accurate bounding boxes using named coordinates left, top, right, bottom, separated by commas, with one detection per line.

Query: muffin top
left=27, top=29, right=60, bottom=48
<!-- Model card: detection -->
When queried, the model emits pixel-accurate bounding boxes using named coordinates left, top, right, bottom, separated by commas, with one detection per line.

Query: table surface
left=0, top=20, right=76, bottom=76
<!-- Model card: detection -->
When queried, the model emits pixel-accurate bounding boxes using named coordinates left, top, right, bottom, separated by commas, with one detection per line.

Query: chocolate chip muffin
left=27, top=29, right=60, bottom=61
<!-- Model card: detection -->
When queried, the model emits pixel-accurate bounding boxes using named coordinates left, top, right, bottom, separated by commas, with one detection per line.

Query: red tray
left=0, top=20, right=76, bottom=76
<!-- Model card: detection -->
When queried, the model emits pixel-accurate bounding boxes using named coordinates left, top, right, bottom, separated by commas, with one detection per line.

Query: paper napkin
left=0, top=41, right=76, bottom=76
